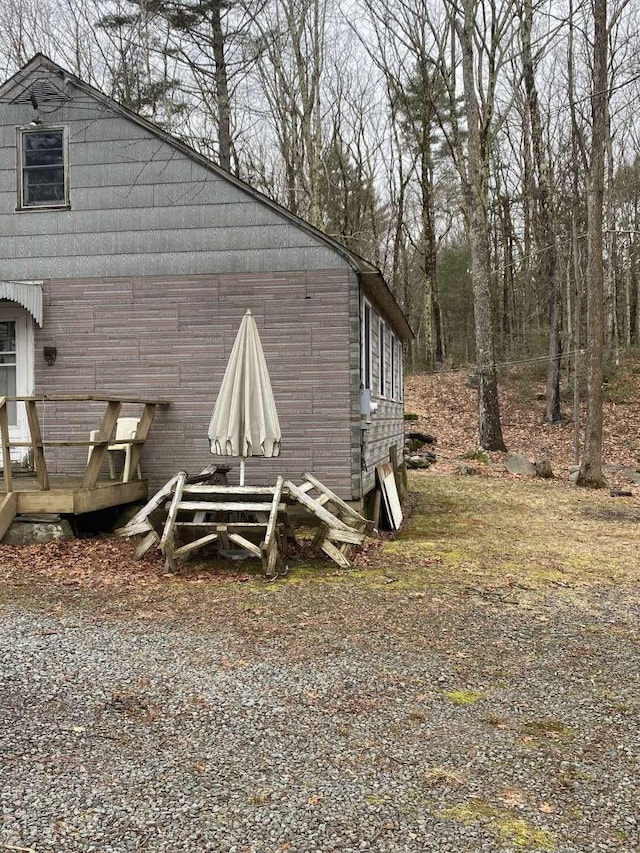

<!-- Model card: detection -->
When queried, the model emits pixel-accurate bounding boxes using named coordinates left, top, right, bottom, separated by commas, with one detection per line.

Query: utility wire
left=417, top=348, right=584, bottom=377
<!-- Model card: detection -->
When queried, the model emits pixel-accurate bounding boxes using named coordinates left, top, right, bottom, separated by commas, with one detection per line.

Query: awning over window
left=0, top=280, right=43, bottom=326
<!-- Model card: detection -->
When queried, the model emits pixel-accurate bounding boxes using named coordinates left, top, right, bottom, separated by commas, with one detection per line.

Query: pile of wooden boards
left=116, top=468, right=372, bottom=577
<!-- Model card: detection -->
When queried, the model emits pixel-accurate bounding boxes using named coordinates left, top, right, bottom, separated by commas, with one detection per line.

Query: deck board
left=0, top=476, right=147, bottom=515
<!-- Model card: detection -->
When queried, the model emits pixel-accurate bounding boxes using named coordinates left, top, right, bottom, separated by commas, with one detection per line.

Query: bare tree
left=577, top=0, right=608, bottom=488
left=522, top=0, right=561, bottom=423
left=443, top=0, right=519, bottom=450
left=357, top=0, right=449, bottom=371
left=249, top=0, right=329, bottom=223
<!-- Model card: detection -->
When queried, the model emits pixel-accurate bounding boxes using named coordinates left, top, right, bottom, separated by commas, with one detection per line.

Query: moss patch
left=521, top=719, right=573, bottom=738
left=439, top=801, right=555, bottom=849
left=460, top=448, right=491, bottom=463
left=445, top=689, right=485, bottom=707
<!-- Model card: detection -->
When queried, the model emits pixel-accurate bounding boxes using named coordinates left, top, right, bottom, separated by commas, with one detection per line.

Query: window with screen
left=19, top=128, right=67, bottom=208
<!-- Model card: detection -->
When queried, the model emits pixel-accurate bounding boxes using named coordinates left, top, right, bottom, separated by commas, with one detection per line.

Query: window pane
left=24, top=168, right=65, bottom=203
left=24, top=166, right=64, bottom=186
left=0, top=321, right=16, bottom=353
left=23, top=131, right=63, bottom=166
left=391, top=336, right=396, bottom=399
left=379, top=321, right=385, bottom=396
left=362, top=303, right=371, bottom=389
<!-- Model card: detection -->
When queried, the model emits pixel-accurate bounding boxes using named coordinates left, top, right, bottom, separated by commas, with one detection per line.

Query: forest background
left=1, top=0, right=633, bottom=483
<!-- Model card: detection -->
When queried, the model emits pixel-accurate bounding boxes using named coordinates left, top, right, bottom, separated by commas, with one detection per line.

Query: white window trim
left=16, top=124, right=70, bottom=211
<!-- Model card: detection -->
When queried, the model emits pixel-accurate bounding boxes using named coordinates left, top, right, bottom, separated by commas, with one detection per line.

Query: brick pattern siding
left=34, top=270, right=357, bottom=496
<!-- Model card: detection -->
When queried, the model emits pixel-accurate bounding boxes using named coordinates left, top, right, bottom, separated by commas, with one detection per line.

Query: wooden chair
left=88, top=416, right=142, bottom=482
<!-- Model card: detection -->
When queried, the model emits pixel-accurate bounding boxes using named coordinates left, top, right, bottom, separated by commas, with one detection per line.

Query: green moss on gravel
left=445, top=689, right=485, bottom=706
left=439, top=801, right=555, bottom=849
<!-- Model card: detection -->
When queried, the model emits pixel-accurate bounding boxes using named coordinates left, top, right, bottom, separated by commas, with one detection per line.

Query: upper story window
left=18, top=127, right=68, bottom=209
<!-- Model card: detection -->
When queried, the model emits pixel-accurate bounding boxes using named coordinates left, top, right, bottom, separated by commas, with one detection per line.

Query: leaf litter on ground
left=0, top=361, right=638, bottom=634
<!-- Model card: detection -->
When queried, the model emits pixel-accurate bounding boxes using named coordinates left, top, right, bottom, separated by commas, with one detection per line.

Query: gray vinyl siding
left=360, top=295, right=405, bottom=495
left=0, top=82, right=344, bottom=282
left=35, top=270, right=355, bottom=495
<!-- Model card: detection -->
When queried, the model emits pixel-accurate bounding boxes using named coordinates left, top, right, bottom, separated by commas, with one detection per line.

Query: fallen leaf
left=500, top=788, right=525, bottom=807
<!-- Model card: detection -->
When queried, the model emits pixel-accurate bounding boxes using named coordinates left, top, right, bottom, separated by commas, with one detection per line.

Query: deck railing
left=0, top=395, right=169, bottom=493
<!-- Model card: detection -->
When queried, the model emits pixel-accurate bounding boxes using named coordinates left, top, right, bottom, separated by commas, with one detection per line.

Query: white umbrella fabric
left=208, top=309, right=281, bottom=485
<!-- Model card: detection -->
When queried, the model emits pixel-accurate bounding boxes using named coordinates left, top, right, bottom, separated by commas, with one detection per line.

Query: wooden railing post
left=0, top=394, right=167, bottom=494
left=0, top=397, right=13, bottom=492
left=82, top=400, right=122, bottom=489
left=126, top=403, right=157, bottom=481
left=25, top=400, right=50, bottom=490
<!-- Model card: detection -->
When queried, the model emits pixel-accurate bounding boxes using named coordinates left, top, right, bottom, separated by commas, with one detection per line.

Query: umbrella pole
left=240, top=458, right=246, bottom=486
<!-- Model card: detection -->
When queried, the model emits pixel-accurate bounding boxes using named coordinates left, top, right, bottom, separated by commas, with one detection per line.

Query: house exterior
left=0, top=55, right=412, bottom=501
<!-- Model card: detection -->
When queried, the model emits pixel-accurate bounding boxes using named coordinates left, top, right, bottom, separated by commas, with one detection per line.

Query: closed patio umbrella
left=208, top=309, right=281, bottom=485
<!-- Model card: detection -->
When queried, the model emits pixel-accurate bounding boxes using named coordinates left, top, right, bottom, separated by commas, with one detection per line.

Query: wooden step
left=0, top=491, right=17, bottom=540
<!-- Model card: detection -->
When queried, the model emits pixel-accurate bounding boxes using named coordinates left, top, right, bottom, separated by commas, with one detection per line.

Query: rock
left=457, top=464, right=478, bottom=475
left=405, top=431, right=437, bottom=445
left=461, top=448, right=490, bottom=464
left=406, top=455, right=433, bottom=470
left=620, top=468, right=640, bottom=485
left=405, top=443, right=436, bottom=460
left=505, top=454, right=536, bottom=477
left=3, top=518, right=74, bottom=545
left=535, top=453, right=554, bottom=479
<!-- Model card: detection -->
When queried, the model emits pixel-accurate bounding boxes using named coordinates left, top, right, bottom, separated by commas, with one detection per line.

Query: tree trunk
left=211, top=3, right=231, bottom=171
left=522, top=0, right=561, bottom=423
left=604, top=101, right=616, bottom=355
left=460, top=0, right=506, bottom=450
left=421, top=144, right=437, bottom=370
left=577, top=0, right=607, bottom=488
left=624, top=239, right=632, bottom=348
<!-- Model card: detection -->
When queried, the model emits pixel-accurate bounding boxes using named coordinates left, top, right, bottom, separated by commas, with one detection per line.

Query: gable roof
left=1, top=54, right=413, bottom=340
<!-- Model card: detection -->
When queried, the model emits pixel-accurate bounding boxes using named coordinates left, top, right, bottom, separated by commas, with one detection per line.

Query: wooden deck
left=0, top=475, right=147, bottom=517
left=0, top=393, right=167, bottom=540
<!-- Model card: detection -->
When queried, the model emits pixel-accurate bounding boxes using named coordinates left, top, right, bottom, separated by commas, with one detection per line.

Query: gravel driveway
left=1, top=581, right=638, bottom=853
